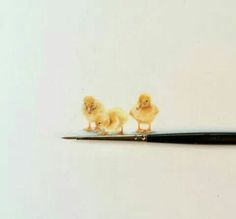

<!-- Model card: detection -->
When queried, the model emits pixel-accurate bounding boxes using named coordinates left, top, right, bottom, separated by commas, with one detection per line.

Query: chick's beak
left=136, top=102, right=141, bottom=110
left=140, top=101, right=149, bottom=108
left=87, top=107, right=92, bottom=113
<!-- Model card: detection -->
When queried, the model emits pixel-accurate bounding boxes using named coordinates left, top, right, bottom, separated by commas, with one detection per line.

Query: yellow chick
left=82, top=96, right=104, bottom=131
left=95, top=108, right=128, bottom=135
left=130, top=93, right=159, bottom=133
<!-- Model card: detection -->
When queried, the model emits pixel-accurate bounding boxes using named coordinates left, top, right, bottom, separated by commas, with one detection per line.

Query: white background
left=2, top=0, right=236, bottom=218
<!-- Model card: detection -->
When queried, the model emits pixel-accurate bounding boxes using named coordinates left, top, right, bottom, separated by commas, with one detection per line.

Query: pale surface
left=1, top=0, right=236, bottom=218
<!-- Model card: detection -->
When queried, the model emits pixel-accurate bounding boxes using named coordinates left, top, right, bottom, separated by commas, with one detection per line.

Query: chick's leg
left=94, top=124, right=100, bottom=132
left=84, top=122, right=93, bottom=131
left=146, top=123, right=152, bottom=132
left=118, top=126, right=124, bottom=135
left=136, top=122, right=143, bottom=133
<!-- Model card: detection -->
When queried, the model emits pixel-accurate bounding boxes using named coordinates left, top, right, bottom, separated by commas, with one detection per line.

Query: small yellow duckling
left=130, top=93, right=159, bottom=133
left=95, top=108, right=128, bottom=135
left=82, top=96, right=104, bottom=131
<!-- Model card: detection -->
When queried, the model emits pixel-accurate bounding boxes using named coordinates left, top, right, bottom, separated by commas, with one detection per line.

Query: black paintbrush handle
left=146, top=132, right=236, bottom=144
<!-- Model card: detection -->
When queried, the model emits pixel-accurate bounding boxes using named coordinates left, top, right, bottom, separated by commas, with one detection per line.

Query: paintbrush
left=62, top=132, right=236, bottom=144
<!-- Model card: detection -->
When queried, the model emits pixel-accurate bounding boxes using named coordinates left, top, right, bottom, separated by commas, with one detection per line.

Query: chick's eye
left=145, top=100, right=148, bottom=102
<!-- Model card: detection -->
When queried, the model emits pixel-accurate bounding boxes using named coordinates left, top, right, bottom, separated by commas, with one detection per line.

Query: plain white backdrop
left=1, top=0, right=236, bottom=218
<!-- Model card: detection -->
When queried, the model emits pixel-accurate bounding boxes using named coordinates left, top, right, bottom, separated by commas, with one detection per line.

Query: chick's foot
left=94, top=126, right=101, bottom=132
left=99, top=131, right=108, bottom=135
left=136, top=128, right=145, bottom=133
left=84, top=126, right=93, bottom=131
left=117, top=130, right=124, bottom=135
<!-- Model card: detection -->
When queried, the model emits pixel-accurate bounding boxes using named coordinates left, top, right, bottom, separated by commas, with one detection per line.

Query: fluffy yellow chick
left=130, top=93, right=159, bottom=133
left=95, top=108, right=128, bottom=135
left=82, top=96, right=104, bottom=131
